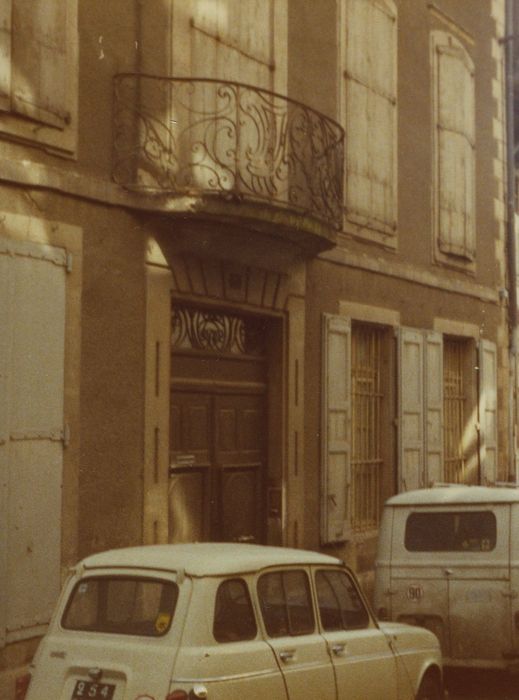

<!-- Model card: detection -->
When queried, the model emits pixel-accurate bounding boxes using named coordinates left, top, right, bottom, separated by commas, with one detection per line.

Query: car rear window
left=405, top=511, right=497, bottom=552
left=62, top=576, right=178, bottom=636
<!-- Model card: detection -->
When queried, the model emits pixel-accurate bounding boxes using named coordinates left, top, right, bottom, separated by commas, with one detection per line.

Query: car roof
left=81, top=543, right=342, bottom=577
left=385, top=485, right=519, bottom=506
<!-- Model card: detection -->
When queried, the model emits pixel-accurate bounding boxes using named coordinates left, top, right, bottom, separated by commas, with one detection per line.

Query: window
left=351, top=324, right=384, bottom=531
left=315, top=570, right=369, bottom=631
left=257, top=570, right=314, bottom=637
left=443, top=338, right=468, bottom=483
left=213, top=579, right=257, bottom=643
left=341, top=0, right=397, bottom=244
left=321, top=314, right=392, bottom=544
left=398, top=328, right=492, bottom=490
left=62, top=577, right=179, bottom=637
left=432, top=31, right=475, bottom=265
left=405, top=511, right=496, bottom=552
left=0, top=0, right=77, bottom=152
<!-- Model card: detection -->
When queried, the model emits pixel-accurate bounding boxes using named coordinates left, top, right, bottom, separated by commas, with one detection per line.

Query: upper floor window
left=432, top=31, right=475, bottom=266
left=0, top=0, right=77, bottom=153
left=341, top=0, right=397, bottom=246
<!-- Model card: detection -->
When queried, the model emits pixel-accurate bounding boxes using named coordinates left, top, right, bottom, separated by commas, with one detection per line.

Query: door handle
left=279, top=650, right=295, bottom=662
left=331, top=643, right=346, bottom=656
left=444, top=568, right=453, bottom=576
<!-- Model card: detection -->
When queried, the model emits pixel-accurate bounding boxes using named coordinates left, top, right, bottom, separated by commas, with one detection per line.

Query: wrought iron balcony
left=112, top=74, right=344, bottom=238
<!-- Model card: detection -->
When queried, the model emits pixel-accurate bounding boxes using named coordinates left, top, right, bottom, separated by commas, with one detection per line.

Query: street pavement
left=445, top=669, right=519, bottom=699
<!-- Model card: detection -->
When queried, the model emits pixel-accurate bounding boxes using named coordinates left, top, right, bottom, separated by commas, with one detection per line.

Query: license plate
left=71, top=680, right=115, bottom=699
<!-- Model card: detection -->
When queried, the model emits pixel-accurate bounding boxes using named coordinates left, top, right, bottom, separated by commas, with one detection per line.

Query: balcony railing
left=113, top=74, right=344, bottom=232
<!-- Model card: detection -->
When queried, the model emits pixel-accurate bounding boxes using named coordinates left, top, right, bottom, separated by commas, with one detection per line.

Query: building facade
left=0, top=0, right=510, bottom=696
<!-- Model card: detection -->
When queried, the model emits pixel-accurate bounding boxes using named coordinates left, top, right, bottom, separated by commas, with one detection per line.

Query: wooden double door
left=169, top=389, right=266, bottom=543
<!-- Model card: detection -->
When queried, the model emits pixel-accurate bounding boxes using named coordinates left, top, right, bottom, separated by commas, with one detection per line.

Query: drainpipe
left=505, top=0, right=518, bottom=481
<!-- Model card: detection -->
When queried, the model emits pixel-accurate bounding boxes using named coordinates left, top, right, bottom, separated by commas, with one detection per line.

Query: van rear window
left=404, top=511, right=497, bottom=552
left=62, top=576, right=178, bottom=636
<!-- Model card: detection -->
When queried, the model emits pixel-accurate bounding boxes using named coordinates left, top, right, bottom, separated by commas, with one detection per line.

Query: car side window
left=213, top=578, right=257, bottom=643
left=316, top=570, right=369, bottom=631
left=258, top=570, right=314, bottom=637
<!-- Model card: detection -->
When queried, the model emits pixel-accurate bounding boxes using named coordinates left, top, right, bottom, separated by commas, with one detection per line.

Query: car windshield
left=62, top=576, right=178, bottom=637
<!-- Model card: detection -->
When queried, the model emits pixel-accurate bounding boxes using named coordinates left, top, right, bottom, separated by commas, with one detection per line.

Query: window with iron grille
left=443, top=338, right=467, bottom=483
left=351, top=324, right=384, bottom=531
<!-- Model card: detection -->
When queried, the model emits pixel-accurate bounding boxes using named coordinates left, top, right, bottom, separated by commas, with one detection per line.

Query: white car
left=23, top=543, right=442, bottom=700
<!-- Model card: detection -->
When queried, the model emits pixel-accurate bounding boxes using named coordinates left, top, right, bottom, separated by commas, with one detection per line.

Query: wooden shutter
left=425, top=331, right=444, bottom=485
left=0, top=0, right=11, bottom=110
left=11, top=0, right=69, bottom=127
left=398, top=328, right=425, bottom=491
left=436, top=41, right=475, bottom=259
left=479, top=339, right=498, bottom=484
left=345, top=0, right=397, bottom=227
left=191, top=0, right=274, bottom=88
left=0, top=239, right=66, bottom=645
left=321, top=314, right=352, bottom=544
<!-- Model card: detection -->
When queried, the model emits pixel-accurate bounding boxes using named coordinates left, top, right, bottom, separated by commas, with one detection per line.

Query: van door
left=447, top=505, right=511, bottom=662
left=389, top=507, right=451, bottom=656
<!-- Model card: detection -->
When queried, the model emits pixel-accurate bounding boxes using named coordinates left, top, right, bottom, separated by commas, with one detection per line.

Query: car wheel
left=415, top=674, right=442, bottom=700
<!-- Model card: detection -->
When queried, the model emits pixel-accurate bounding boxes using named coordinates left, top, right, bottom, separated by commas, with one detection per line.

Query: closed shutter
left=436, top=40, right=475, bottom=259
left=479, top=340, right=498, bottom=484
left=398, top=328, right=425, bottom=491
left=321, top=314, right=352, bottom=544
left=425, top=331, right=444, bottom=485
left=0, top=238, right=66, bottom=646
left=11, top=0, right=69, bottom=127
left=344, top=0, right=397, bottom=228
left=0, top=0, right=11, bottom=110
left=190, top=0, right=274, bottom=87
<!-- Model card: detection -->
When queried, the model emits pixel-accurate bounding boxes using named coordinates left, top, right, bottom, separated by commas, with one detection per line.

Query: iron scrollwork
left=172, top=306, right=266, bottom=356
left=113, top=74, right=344, bottom=230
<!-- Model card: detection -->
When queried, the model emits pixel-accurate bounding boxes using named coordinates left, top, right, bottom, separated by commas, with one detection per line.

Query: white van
left=374, top=485, right=519, bottom=670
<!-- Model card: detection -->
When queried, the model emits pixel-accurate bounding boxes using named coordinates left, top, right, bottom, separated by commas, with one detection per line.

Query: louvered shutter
left=321, top=314, right=352, bottom=544
left=424, top=331, right=444, bottom=485
left=479, top=339, right=498, bottom=484
left=398, top=328, right=425, bottom=491
left=0, top=0, right=11, bottom=110
left=0, top=239, right=66, bottom=646
left=436, top=42, right=475, bottom=259
left=345, top=0, right=397, bottom=227
left=11, top=0, right=69, bottom=127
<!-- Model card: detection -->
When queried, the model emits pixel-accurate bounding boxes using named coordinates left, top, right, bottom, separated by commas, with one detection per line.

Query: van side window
left=316, top=570, right=369, bottom=631
left=258, top=570, right=314, bottom=637
left=405, top=511, right=497, bottom=552
left=213, top=578, right=257, bottom=643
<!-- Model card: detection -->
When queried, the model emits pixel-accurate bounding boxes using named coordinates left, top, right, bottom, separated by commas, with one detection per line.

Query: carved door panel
left=169, top=390, right=266, bottom=543
left=216, top=394, right=265, bottom=543
left=169, top=392, right=211, bottom=542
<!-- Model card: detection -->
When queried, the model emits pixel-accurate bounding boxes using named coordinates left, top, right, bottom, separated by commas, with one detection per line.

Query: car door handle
left=279, top=650, right=295, bottom=662
left=331, top=643, right=346, bottom=656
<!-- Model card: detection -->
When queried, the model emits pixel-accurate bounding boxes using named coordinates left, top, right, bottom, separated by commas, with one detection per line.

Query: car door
left=256, top=568, right=336, bottom=700
left=314, top=567, right=398, bottom=700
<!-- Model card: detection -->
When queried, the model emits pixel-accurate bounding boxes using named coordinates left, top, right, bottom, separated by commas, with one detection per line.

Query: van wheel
left=416, top=675, right=442, bottom=700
